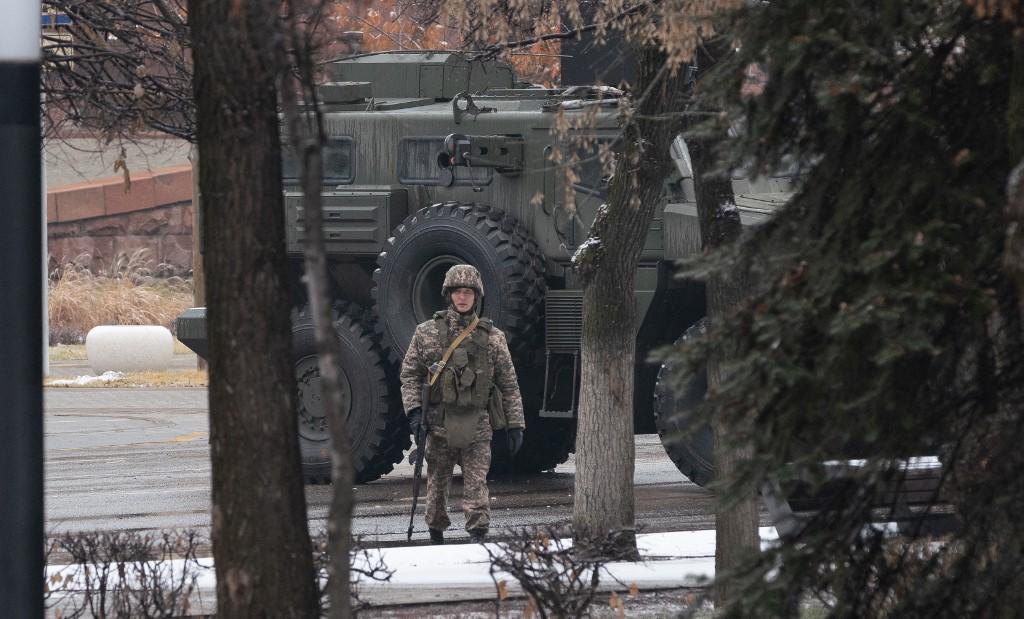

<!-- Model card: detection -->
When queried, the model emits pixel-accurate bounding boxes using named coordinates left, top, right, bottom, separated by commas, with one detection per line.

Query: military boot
left=468, top=528, right=488, bottom=543
left=429, top=529, right=445, bottom=545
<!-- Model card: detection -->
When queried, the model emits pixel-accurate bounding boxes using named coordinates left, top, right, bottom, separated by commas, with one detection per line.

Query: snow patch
left=354, top=528, right=780, bottom=590
left=45, top=528, right=782, bottom=611
left=49, top=371, right=125, bottom=386
left=571, top=236, right=602, bottom=265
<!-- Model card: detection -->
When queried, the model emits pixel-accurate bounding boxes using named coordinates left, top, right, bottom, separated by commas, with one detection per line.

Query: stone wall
left=47, top=165, right=194, bottom=275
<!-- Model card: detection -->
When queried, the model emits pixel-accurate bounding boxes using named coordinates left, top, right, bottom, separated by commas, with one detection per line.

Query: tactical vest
left=429, top=311, right=493, bottom=448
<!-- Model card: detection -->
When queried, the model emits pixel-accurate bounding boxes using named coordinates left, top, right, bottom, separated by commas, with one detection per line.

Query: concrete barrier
left=85, top=326, right=174, bottom=374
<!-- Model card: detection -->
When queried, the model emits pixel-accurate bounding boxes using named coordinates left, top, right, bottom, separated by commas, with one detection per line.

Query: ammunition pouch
left=442, top=404, right=478, bottom=449
left=488, top=384, right=508, bottom=431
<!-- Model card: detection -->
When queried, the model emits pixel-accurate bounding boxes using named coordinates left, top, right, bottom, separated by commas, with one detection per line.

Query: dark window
left=282, top=136, right=354, bottom=184
left=397, top=137, right=492, bottom=186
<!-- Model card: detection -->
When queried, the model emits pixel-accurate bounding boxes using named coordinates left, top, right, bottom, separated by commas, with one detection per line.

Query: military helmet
left=441, top=264, right=484, bottom=298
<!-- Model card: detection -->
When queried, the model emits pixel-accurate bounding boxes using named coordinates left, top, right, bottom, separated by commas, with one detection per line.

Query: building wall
left=47, top=165, right=194, bottom=275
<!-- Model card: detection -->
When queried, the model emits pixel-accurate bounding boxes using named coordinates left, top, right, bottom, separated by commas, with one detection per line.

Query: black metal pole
left=0, top=6, right=43, bottom=615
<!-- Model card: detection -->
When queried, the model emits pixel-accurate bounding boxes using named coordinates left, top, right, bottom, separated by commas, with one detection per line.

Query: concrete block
left=153, top=166, right=193, bottom=206
left=128, top=211, right=173, bottom=235
left=47, top=220, right=79, bottom=239
left=56, top=185, right=105, bottom=221
left=160, top=234, right=194, bottom=271
left=159, top=203, right=190, bottom=233
left=104, top=175, right=156, bottom=216
left=86, top=325, right=173, bottom=373
left=88, top=237, right=117, bottom=267
left=82, top=213, right=129, bottom=236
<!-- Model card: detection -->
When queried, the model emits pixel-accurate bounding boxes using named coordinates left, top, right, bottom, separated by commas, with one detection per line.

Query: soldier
left=400, top=264, right=526, bottom=544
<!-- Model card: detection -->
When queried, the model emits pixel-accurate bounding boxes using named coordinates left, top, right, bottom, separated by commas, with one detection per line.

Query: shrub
left=45, top=530, right=206, bottom=618
left=485, top=525, right=658, bottom=619
left=48, top=250, right=193, bottom=345
left=45, top=530, right=393, bottom=618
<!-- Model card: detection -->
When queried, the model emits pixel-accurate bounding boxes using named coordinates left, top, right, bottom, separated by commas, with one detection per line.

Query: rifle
left=407, top=381, right=430, bottom=541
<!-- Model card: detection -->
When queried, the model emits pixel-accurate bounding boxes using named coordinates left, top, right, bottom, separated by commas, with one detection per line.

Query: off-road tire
left=372, top=202, right=544, bottom=362
left=511, top=413, right=576, bottom=474
left=292, top=304, right=409, bottom=484
left=654, top=319, right=714, bottom=487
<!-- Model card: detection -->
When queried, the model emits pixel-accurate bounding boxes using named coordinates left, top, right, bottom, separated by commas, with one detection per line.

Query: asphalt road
left=44, top=387, right=740, bottom=547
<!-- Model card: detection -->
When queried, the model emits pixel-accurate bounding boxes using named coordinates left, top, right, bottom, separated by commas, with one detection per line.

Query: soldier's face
left=451, top=287, right=476, bottom=313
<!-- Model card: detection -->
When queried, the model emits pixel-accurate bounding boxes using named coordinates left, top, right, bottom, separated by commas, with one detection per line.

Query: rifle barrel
left=407, top=381, right=432, bottom=541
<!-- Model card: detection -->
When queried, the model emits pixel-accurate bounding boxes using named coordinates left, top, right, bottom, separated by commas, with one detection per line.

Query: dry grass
left=48, top=340, right=195, bottom=361
left=49, top=344, right=88, bottom=361
left=45, top=369, right=208, bottom=388
left=48, top=250, right=194, bottom=345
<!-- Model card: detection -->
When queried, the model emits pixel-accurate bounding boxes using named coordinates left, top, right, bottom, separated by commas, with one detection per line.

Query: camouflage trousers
left=424, top=434, right=491, bottom=532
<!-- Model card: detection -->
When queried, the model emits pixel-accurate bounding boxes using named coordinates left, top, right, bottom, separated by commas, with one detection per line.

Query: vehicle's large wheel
left=511, top=412, right=576, bottom=474
left=292, top=305, right=409, bottom=484
left=654, top=319, right=714, bottom=487
left=372, top=202, right=544, bottom=362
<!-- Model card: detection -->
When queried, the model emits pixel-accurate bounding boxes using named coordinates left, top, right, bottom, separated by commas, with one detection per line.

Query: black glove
left=408, top=408, right=424, bottom=445
left=507, top=428, right=524, bottom=456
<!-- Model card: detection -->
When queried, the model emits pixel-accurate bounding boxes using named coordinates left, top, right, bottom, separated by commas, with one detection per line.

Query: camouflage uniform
left=400, top=265, right=525, bottom=535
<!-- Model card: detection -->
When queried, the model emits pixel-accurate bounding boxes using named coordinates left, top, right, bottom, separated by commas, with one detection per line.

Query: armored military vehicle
left=176, top=51, right=794, bottom=485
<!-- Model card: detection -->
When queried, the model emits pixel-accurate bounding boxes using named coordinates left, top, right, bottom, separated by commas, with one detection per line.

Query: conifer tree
left=678, top=2, right=1024, bottom=614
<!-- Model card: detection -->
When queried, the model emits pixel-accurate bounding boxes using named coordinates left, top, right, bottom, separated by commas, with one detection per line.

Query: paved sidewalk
left=46, top=137, right=191, bottom=188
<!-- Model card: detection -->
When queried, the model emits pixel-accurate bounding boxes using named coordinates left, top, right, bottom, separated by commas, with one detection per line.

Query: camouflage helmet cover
left=441, top=264, right=484, bottom=298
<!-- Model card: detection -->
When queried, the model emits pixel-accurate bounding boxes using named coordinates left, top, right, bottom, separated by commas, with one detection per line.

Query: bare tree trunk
left=1006, top=34, right=1024, bottom=313
left=1009, top=32, right=1024, bottom=165
left=190, top=1, right=318, bottom=616
left=1007, top=162, right=1024, bottom=313
left=694, top=157, right=760, bottom=605
left=303, top=142, right=355, bottom=619
left=573, top=45, right=687, bottom=558
left=707, top=284, right=759, bottom=606
left=189, top=145, right=206, bottom=370
left=189, top=145, right=203, bottom=309
left=575, top=261, right=640, bottom=557
left=279, top=7, right=356, bottom=614
left=289, top=118, right=354, bottom=619
left=688, top=37, right=761, bottom=603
